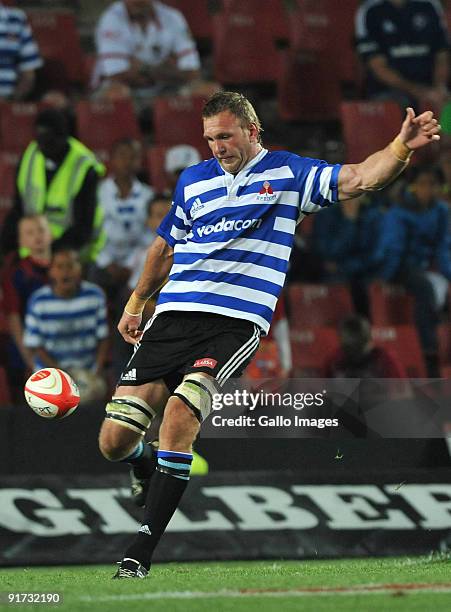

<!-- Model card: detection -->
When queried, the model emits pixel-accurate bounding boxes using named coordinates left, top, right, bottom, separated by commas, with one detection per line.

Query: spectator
left=164, top=144, right=202, bottom=191
left=23, top=248, right=110, bottom=396
left=313, top=194, right=385, bottom=317
left=323, top=315, right=407, bottom=378
left=91, top=137, right=153, bottom=303
left=127, top=192, right=172, bottom=292
left=93, top=0, right=205, bottom=102
left=1, top=214, right=51, bottom=398
left=378, top=165, right=451, bottom=376
left=0, top=109, right=105, bottom=261
left=355, top=0, right=450, bottom=110
left=0, top=3, right=43, bottom=100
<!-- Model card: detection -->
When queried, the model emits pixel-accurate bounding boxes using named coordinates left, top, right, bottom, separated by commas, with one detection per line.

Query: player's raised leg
left=98, top=380, right=170, bottom=505
left=113, top=373, right=216, bottom=579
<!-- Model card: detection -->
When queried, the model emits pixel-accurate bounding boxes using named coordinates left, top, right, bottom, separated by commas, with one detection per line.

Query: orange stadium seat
left=340, top=101, right=404, bottom=163
left=372, top=325, right=427, bottom=378
left=291, top=327, right=340, bottom=377
left=0, top=102, right=40, bottom=153
left=212, top=0, right=283, bottom=83
left=27, top=11, right=84, bottom=87
left=162, top=0, right=213, bottom=39
left=369, top=282, right=415, bottom=326
left=75, top=99, right=142, bottom=159
left=152, top=95, right=210, bottom=157
left=277, top=50, right=341, bottom=121
left=288, top=283, right=354, bottom=329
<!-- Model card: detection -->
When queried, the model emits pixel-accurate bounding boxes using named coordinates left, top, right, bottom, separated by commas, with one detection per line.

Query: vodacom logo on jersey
left=197, top=217, right=262, bottom=237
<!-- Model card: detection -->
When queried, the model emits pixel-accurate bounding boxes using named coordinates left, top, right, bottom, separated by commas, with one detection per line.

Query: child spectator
left=378, top=165, right=451, bottom=376
left=91, top=137, right=153, bottom=308
left=1, top=214, right=51, bottom=397
left=24, top=248, right=110, bottom=397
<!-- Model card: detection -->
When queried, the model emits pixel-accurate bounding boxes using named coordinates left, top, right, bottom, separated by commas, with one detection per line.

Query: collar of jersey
left=220, top=148, right=268, bottom=179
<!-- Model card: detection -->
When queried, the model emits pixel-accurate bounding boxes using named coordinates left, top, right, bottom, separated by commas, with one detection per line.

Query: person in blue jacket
left=378, top=164, right=451, bottom=376
left=313, top=194, right=385, bottom=316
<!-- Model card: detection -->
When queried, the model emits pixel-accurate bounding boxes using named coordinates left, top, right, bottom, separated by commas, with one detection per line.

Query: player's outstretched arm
left=337, top=107, right=441, bottom=201
left=118, top=236, right=174, bottom=344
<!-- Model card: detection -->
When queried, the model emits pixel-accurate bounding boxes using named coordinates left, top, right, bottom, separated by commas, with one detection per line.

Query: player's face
left=203, top=111, right=260, bottom=175
left=49, top=251, right=82, bottom=296
left=18, top=217, right=52, bottom=254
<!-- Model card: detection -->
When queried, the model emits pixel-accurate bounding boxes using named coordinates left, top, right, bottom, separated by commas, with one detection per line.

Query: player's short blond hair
left=202, top=91, right=263, bottom=143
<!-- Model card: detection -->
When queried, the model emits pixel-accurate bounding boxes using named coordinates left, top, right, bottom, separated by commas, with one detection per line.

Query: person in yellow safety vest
left=1, top=108, right=105, bottom=262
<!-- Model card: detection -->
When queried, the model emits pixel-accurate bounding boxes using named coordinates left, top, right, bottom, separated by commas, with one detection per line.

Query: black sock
left=124, top=449, right=193, bottom=569
left=120, top=440, right=156, bottom=478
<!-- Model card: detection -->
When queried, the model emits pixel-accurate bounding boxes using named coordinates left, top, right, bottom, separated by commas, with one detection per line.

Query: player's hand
left=399, top=107, right=441, bottom=150
left=118, top=311, right=143, bottom=345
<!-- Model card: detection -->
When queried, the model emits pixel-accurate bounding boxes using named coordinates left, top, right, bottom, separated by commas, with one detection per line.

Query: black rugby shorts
left=118, top=311, right=261, bottom=392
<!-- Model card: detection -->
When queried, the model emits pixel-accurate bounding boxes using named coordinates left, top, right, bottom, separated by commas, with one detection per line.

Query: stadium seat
left=146, top=144, right=204, bottom=193
left=245, top=338, right=282, bottom=379
left=340, top=101, right=404, bottom=163
left=162, top=0, right=213, bottom=39
left=0, top=366, right=12, bottom=406
left=369, top=282, right=415, bottom=326
left=291, top=327, right=339, bottom=376
left=0, top=151, right=19, bottom=209
left=438, top=324, right=451, bottom=366
left=27, top=11, right=84, bottom=87
left=277, top=50, right=341, bottom=122
left=0, top=102, right=40, bottom=153
left=212, top=0, right=282, bottom=83
left=288, top=283, right=354, bottom=329
left=152, top=95, right=210, bottom=157
left=286, top=0, right=359, bottom=83
left=372, top=325, right=427, bottom=378
left=75, top=99, right=142, bottom=159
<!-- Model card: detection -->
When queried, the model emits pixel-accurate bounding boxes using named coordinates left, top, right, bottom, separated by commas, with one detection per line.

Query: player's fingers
left=416, top=110, right=435, bottom=124
left=403, top=107, right=416, bottom=126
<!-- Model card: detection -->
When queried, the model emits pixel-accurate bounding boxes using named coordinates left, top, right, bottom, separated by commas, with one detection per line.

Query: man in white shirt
left=93, top=0, right=201, bottom=98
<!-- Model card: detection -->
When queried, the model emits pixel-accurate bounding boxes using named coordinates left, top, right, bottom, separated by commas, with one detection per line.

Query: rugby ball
left=24, top=368, right=80, bottom=419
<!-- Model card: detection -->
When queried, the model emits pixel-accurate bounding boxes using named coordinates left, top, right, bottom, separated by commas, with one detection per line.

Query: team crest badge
left=257, top=180, right=277, bottom=202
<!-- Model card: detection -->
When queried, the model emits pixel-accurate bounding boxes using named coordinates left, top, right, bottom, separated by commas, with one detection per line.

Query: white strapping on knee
left=105, top=395, right=156, bottom=435
left=172, top=374, right=218, bottom=422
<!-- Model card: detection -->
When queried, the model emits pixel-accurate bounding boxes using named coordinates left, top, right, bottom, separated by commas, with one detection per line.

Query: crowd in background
left=2, top=0, right=451, bottom=405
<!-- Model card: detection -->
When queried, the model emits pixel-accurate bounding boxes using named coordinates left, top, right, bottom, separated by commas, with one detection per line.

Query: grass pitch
left=1, top=556, right=451, bottom=611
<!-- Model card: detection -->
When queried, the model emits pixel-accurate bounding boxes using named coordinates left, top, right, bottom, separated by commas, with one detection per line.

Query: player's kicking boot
left=113, top=558, right=148, bottom=579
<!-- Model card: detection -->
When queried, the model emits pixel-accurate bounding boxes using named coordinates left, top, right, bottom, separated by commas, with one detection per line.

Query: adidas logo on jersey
left=139, top=524, right=152, bottom=536
left=122, top=368, right=137, bottom=381
left=197, top=217, right=262, bottom=237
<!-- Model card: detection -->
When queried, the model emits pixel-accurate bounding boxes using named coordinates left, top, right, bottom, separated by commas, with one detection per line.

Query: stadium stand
left=340, top=101, right=404, bottom=163
left=0, top=102, right=40, bottom=153
left=75, top=99, right=142, bottom=161
left=0, top=366, right=12, bottom=406
left=163, top=0, right=213, bottom=40
left=288, top=283, right=354, bottom=329
left=27, top=10, right=85, bottom=88
left=146, top=144, right=203, bottom=194
left=0, top=152, right=18, bottom=210
left=152, top=95, right=210, bottom=157
left=368, top=282, right=415, bottom=326
left=211, top=0, right=286, bottom=83
left=438, top=323, right=451, bottom=367
left=371, top=325, right=427, bottom=378
left=277, top=50, right=341, bottom=121
left=290, top=327, right=339, bottom=376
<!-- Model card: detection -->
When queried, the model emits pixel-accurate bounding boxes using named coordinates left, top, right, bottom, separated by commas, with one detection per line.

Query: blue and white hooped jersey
left=156, top=149, right=341, bottom=334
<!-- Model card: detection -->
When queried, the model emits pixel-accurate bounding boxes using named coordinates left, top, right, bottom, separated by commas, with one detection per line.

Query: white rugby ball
left=24, top=368, right=80, bottom=419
